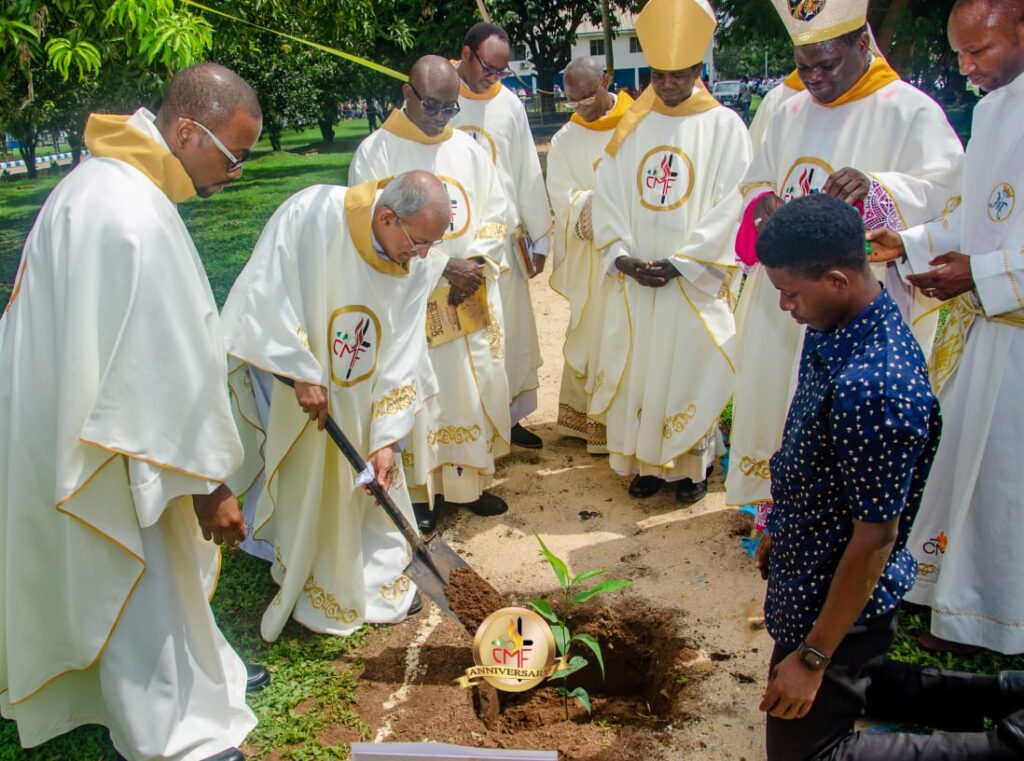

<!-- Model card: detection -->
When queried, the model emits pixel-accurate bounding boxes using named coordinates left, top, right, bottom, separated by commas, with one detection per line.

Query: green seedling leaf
left=535, top=534, right=570, bottom=590
left=570, top=569, right=608, bottom=586
left=530, top=598, right=559, bottom=623
left=571, top=578, right=633, bottom=605
left=568, top=686, right=592, bottom=713
left=572, top=633, right=605, bottom=679
left=553, top=622, right=570, bottom=656
left=551, top=654, right=588, bottom=680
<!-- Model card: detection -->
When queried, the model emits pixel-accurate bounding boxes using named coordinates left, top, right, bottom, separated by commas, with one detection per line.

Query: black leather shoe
left=468, top=491, right=508, bottom=516
left=1000, top=671, right=1024, bottom=715
left=246, top=663, right=271, bottom=694
left=407, top=591, right=423, bottom=617
left=204, top=750, right=245, bottom=761
left=511, top=424, right=543, bottom=449
left=675, top=478, right=708, bottom=504
left=412, top=501, right=437, bottom=533
left=628, top=475, right=664, bottom=498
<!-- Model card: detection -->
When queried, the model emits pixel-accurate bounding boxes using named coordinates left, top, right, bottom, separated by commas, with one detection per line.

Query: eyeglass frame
left=396, top=216, right=442, bottom=254
left=470, top=46, right=512, bottom=79
left=406, top=82, right=461, bottom=119
left=180, top=117, right=249, bottom=172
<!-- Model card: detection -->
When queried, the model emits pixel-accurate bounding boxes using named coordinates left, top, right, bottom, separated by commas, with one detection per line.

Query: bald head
left=409, top=55, right=459, bottom=95
left=374, top=170, right=451, bottom=265
left=563, top=56, right=614, bottom=122
left=565, top=56, right=605, bottom=83
left=403, top=55, right=461, bottom=136
left=157, top=62, right=262, bottom=131
left=949, top=0, right=1024, bottom=91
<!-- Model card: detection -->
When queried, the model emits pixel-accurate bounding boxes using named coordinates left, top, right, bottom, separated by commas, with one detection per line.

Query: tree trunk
left=536, top=68, right=557, bottom=123
left=16, top=128, right=37, bottom=179
left=876, top=0, right=912, bottom=74
left=269, top=125, right=283, bottom=152
left=68, top=129, right=83, bottom=167
left=318, top=118, right=335, bottom=144
left=0, top=132, right=9, bottom=162
left=600, top=0, right=614, bottom=77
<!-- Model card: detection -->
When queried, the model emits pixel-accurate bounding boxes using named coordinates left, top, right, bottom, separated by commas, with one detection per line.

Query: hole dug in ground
left=475, top=597, right=701, bottom=733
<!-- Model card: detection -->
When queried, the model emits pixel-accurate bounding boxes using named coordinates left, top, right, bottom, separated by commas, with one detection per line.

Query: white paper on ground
left=350, top=743, right=557, bottom=760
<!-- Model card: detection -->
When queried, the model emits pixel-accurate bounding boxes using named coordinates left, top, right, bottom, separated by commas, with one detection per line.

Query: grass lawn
left=0, top=113, right=1022, bottom=759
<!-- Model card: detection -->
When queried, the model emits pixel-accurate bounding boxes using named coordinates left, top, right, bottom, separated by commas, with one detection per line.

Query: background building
left=503, top=10, right=716, bottom=94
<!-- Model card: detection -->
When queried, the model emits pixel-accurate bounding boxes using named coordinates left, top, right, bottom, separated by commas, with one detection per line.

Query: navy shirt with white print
left=765, top=290, right=941, bottom=648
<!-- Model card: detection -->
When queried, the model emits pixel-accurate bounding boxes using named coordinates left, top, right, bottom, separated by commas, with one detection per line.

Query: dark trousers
left=766, top=612, right=1020, bottom=760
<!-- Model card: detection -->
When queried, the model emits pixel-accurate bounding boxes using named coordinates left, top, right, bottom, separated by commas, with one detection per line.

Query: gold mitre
left=772, top=0, right=868, bottom=46
left=636, top=0, right=717, bottom=71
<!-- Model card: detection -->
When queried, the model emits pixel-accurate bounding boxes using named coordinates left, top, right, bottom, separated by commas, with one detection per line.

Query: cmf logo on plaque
left=456, top=608, right=568, bottom=692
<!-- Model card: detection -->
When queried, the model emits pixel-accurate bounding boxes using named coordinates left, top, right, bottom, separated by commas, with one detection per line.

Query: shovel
left=274, top=375, right=497, bottom=631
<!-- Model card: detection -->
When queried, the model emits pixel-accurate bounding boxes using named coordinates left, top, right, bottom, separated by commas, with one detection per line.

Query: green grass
left=0, top=120, right=374, bottom=759
left=0, top=112, right=1017, bottom=757
left=1, top=121, right=372, bottom=311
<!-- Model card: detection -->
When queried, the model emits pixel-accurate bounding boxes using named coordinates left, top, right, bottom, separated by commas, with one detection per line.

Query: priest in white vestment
left=869, top=0, right=1024, bottom=655
left=725, top=0, right=964, bottom=513
left=348, top=56, right=512, bottom=528
left=747, top=72, right=803, bottom=150
left=221, top=172, right=449, bottom=642
left=590, top=0, right=750, bottom=504
left=451, top=22, right=554, bottom=448
left=0, top=64, right=261, bottom=761
left=547, top=57, right=634, bottom=453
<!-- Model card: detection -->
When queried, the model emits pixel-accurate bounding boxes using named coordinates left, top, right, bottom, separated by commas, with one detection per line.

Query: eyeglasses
left=471, top=47, right=512, bottom=79
left=407, top=82, right=461, bottom=118
left=565, top=92, right=600, bottom=109
left=180, top=117, right=250, bottom=172
left=397, top=217, right=442, bottom=253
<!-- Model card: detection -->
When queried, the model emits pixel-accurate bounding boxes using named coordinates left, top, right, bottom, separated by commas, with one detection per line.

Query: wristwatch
left=795, top=641, right=831, bottom=671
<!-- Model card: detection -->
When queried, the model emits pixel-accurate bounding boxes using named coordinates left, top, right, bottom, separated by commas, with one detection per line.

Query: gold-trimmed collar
left=83, top=113, right=196, bottom=203
left=381, top=108, right=453, bottom=144
left=605, top=86, right=719, bottom=157
left=784, top=69, right=806, bottom=91
left=570, top=91, right=635, bottom=131
left=459, top=79, right=503, bottom=100
left=814, top=55, right=899, bottom=108
left=343, top=178, right=409, bottom=277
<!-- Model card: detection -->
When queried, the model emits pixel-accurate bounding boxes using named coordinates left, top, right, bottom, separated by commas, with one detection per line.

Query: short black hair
left=837, top=23, right=869, bottom=47
left=463, top=22, right=510, bottom=51
left=756, top=194, right=868, bottom=279
left=157, top=62, right=261, bottom=131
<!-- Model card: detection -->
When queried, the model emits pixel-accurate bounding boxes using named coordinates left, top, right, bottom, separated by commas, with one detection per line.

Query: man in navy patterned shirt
left=755, top=194, right=1024, bottom=760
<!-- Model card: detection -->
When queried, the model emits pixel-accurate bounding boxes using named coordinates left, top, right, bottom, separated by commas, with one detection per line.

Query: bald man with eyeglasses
left=348, top=55, right=513, bottom=530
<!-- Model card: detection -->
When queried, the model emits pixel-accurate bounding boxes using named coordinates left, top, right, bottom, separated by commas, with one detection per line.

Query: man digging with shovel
left=222, top=171, right=452, bottom=640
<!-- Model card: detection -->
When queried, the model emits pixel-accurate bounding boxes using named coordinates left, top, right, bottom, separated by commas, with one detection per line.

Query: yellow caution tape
left=181, top=0, right=409, bottom=82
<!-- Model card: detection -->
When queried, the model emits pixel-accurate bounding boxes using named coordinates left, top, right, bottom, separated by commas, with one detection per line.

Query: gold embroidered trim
left=402, top=450, right=415, bottom=468
left=1008, top=249, right=1024, bottom=309
left=739, top=456, right=771, bottom=481
left=486, top=313, right=504, bottom=359
left=428, top=424, right=482, bottom=445
left=380, top=575, right=411, bottom=601
left=372, top=383, right=417, bottom=419
left=557, top=403, right=589, bottom=434
left=476, top=222, right=508, bottom=240
left=304, top=575, right=358, bottom=623
left=296, top=325, right=310, bottom=350
left=662, top=404, right=697, bottom=440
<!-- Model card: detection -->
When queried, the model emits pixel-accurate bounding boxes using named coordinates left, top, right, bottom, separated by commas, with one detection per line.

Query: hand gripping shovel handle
left=273, top=375, right=426, bottom=554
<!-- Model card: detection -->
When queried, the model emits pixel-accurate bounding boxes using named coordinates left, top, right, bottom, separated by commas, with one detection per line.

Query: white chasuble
left=591, top=91, right=750, bottom=482
left=547, top=92, right=633, bottom=452
left=349, top=110, right=511, bottom=504
left=897, top=72, right=1024, bottom=653
left=726, top=65, right=964, bottom=507
left=0, top=109, right=254, bottom=758
left=221, top=180, right=435, bottom=641
left=452, top=80, right=553, bottom=422
left=747, top=76, right=803, bottom=150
